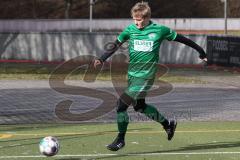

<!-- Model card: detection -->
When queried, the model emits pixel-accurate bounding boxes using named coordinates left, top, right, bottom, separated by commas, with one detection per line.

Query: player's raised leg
left=134, top=99, right=177, bottom=140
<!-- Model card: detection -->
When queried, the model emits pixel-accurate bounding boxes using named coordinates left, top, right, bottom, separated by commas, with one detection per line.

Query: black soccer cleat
left=164, top=120, right=177, bottom=141
left=107, top=136, right=125, bottom=151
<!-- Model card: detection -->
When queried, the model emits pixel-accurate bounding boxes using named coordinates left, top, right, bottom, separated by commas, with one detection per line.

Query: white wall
left=0, top=32, right=207, bottom=64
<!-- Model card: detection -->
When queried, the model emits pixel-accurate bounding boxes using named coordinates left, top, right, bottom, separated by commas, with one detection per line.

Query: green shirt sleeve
left=162, top=26, right=177, bottom=41
left=117, top=26, right=130, bottom=43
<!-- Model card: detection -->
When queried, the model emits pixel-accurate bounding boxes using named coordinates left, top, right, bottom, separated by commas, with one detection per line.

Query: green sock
left=143, top=104, right=168, bottom=125
left=117, top=111, right=129, bottom=135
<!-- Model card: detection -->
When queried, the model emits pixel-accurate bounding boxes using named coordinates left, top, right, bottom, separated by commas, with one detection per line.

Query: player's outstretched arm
left=94, top=40, right=123, bottom=68
left=173, top=34, right=207, bottom=62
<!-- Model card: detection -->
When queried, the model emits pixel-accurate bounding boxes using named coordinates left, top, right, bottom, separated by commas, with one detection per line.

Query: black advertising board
left=207, top=35, right=240, bottom=67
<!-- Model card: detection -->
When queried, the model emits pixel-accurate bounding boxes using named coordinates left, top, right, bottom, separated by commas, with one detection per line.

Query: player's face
left=133, top=15, right=150, bottom=29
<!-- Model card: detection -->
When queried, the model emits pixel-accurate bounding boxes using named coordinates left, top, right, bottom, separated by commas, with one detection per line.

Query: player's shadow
left=57, top=141, right=240, bottom=160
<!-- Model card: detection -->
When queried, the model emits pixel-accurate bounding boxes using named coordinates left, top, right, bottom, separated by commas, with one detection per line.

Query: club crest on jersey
left=148, top=33, right=157, bottom=39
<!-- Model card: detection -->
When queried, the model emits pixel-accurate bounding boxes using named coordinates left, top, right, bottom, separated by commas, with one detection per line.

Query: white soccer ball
left=39, top=136, right=60, bottom=157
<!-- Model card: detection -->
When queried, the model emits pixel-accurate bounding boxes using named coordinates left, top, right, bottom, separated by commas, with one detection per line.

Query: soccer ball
left=39, top=136, right=60, bottom=157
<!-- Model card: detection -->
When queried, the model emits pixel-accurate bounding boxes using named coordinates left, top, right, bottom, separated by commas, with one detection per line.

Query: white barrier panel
left=0, top=32, right=206, bottom=64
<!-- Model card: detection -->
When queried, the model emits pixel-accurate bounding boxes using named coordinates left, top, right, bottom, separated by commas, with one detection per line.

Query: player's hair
left=131, top=2, right=151, bottom=18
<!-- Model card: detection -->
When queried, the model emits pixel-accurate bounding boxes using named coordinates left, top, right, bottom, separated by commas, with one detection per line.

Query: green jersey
left=117, top=21, right=177, bottom=79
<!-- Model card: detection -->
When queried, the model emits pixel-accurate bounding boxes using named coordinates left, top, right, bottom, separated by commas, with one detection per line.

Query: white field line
left=1, top=152, right=240, bottom=159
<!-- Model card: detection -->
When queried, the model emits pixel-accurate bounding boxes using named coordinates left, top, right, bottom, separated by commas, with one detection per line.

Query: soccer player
left=94, top=2, right=207, bottom=151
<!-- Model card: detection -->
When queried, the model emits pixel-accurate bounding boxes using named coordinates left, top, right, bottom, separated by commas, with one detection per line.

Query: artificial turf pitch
left=0, top=122, right=240, bottom=160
